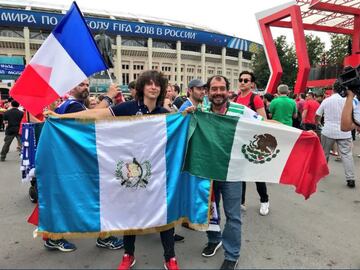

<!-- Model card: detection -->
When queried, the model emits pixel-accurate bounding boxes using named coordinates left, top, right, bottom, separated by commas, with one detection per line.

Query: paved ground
left=0, top=131, right=359, bottom=269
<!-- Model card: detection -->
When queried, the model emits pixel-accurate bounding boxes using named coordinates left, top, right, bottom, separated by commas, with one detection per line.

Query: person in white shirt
left=316, top=83, right=356, bottom=188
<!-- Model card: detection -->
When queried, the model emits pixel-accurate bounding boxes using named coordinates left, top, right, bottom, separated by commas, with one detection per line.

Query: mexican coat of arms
left=241, top=133, right=280, bottom=164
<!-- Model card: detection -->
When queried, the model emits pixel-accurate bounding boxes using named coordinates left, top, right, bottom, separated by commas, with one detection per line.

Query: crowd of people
left=0, top=68, right=358, bottom=270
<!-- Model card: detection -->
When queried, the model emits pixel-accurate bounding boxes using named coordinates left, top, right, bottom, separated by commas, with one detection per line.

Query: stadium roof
left=297, top=0, right=360, bottom=30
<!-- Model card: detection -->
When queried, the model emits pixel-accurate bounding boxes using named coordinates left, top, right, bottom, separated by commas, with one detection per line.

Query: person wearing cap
left=178, top=79, right=206, bottom=112
left=269, top=84, right=297, bottom=126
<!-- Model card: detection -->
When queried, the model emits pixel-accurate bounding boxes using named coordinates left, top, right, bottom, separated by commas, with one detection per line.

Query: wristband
left=103, top=95, right=113, bottom=106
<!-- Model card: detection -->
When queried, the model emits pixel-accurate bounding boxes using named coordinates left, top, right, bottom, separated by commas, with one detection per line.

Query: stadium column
left=176, top=41, right=181, bottom=87
left=221, top=47, right=226, bottom=76
left=148, top=38, right=153, bottom=70
left=116, top=35, right=122, bottom=85
left=129, top=58, right=134, bottom=82
left=201, top=44, right=206, bottom=81
left=23, top=27, right=31, bottom=65
left=238, top=50, right=243, bottom=73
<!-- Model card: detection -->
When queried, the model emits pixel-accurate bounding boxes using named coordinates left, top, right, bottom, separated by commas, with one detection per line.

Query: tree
left=327, top=34, right=350, bottom=65
left=251, top=47, right=270, bottom=89
left=305, top=34, right=325, bottom=66
left=274, top=35, right=297, bottom=88
left=251, top=35, right=297, bottom=89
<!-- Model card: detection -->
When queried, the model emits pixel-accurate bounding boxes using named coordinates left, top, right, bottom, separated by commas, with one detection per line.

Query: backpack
left=248, top=93, right=257, bottom=112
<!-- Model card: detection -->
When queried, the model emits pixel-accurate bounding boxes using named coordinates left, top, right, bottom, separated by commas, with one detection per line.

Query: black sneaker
left=174, top=234, right=184, bottom=242
left=220, top=259, right=238, bottom=270
left=347, top=180, right=356, bottom=188
left=201, top=241, right=222, bottom=257
left=96, top=236, right=123, bottom=250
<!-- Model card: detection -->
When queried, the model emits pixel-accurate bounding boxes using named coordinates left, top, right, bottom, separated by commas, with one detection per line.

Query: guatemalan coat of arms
left=115, top=158, right=152, bottom=188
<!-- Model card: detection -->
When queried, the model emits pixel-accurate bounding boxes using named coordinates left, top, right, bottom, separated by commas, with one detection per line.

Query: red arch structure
left=257, top=0, right=360, bottom=94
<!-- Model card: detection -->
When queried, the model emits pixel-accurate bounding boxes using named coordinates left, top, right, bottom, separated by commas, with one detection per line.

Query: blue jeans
left=207, top=181, right=242, bottom=262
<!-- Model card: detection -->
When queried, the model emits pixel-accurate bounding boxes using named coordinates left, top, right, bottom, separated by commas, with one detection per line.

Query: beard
left=79, top=90, right=89, bottom=100
left=209, top=94, right=227, bottom=106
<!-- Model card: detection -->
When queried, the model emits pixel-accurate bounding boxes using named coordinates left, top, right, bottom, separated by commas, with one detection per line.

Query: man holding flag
left=199, top=75, right=263, bottom=270
left=46, top=70, right=183, bottom=270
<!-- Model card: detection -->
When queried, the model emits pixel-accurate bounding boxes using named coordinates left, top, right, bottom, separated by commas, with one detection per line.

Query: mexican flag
left=184, top=111, right=329, bottom=199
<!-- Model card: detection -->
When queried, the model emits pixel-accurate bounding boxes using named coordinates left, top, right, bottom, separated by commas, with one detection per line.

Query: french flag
left=10, top=2, right=107, bottom=115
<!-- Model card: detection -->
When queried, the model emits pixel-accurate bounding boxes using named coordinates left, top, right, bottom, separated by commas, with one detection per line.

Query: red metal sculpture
left=257, top=0, right=360, bottom=94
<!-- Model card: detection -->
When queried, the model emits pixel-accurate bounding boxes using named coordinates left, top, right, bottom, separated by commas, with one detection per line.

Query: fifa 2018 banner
left=0, top=8, right=261, bottom=52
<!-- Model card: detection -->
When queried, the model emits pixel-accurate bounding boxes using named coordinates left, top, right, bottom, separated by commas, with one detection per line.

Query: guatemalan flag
left=35, top=114, right=210, bottom=238
left=10, top=2, right=107, bottom=116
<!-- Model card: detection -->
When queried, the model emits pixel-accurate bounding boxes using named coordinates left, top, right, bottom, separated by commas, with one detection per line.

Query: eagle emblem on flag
left=115, top=158, right=152, bottom=188
left=241, top=134, right=280, bottom=164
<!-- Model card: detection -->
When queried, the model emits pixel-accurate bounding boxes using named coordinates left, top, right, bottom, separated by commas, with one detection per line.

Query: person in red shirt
left=301, top=92, right=320, bottom=131
left=234, top=71, right=270, bottom=216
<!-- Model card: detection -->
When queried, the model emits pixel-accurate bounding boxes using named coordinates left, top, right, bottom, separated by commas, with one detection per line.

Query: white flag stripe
left=96, top=117, right=168, bottom=230
left=227, top=119, right=302, bottom=182
left=30, top=33, right=87, bottom=96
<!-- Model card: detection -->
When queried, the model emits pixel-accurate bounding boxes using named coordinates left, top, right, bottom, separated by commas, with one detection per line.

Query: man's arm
left=256, top=107, right=267, bottom=120
left=315, top=115, right=322, bottom=125
left=254, top=95, right=267, bottom=120
left=45, top=108, right=112, bottom=120
left=292, top=102, right=298, bottom=119
left=302, top=109, right=308, bottom=122
left=341, top=91, right=356, bottom=131
left=94, top=84, right=120, bottom=109
left=315, top=103, right=323, bottom=125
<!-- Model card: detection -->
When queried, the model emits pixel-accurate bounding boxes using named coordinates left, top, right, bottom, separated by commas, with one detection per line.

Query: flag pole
left=106, top=69, right=113, bottom=84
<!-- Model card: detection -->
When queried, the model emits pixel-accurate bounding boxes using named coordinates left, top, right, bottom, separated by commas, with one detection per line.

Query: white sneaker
left=259, top=202, right=270, bottom=216
left=241, top=204, right=247, bottom=211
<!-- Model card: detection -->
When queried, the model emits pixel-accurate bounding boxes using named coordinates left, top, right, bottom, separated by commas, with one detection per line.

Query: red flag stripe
left=10, top=65, right=59, bottom=115
left=280, top=131, right=329, bottom=199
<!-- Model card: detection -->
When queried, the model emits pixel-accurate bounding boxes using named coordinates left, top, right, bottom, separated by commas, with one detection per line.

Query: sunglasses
left=239, top=78, right=250, bottom=83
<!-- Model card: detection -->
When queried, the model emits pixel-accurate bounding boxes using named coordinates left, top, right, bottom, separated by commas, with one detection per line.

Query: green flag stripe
left=184, top=111, right=238, bottom=180
left=227, top=107, right=244, bottom=114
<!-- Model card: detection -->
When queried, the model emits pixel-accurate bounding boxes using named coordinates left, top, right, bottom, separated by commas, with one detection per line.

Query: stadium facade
left=0, top=0, right=261, bottom=91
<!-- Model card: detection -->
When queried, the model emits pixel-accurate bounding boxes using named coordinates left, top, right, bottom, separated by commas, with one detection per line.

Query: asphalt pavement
left=0, top=131, right=359, bottom=269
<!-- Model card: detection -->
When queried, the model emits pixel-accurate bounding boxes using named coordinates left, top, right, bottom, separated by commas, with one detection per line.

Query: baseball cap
left=188, top=79, right=206, bottom=88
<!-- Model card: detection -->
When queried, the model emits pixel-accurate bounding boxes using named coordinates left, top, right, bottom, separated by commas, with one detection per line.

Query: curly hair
left=135, top=70, right=168, bottom=106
